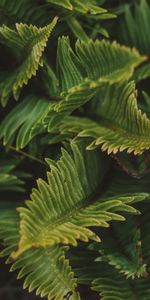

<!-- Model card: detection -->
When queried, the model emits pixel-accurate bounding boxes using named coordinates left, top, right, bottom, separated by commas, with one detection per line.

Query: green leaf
left=39, top=37, right=146, bottom=135
left=58, top=81, right=150, bottom=154
left=46, top=0, right=108, bottom=15
left=94, top=216, right=147, bottom=279
left=1, top=37, right=146, bottom=149
left=92, top=262, right=150, bottom=300
left=67, top=17, right=89, bottom=42
left=0, top=0, right=54, bottom=26
left=0, top=17, right=57, bottom=106
left=0, top=95, right=53, bottom=149
left=71, top=204, right=150, bottom=299
left=11, top=143, right=147, bottom=258
left=46, top=0, right=73, bottom=10
left=0, top=209, right=79, bottom=300
left=119, top=0, right=150, bottom=54
left=133, top=63, right=150, bottom=83
left=53, top=37, right=146, bottom=114
left=0, top=157, right=30, bottom=192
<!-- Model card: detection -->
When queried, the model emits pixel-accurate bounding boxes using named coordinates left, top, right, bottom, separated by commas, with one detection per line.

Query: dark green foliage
left=1, top=1, right=150, bottom=300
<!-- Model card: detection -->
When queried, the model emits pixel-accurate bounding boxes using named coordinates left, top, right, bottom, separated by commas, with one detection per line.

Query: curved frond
left=69, top=216, right=150, bottom=299
left=53, top=37, right=146, bottom=114
left=0, top=0, right=58, bottom=26
left=0, top=0, right=37, bottom=25
left=118, top=0, right=150, bottom=54
left=94, top=216, right=147, bottom=279
left=47, top=0, right=108, bottom=15
left=0, top=95, right=53, bottom=149
left=0, top=209, right=79, bottom=300
left=69, top=241, right=150, bottom=300
left=0, top=37, right=146, bottom=149
left=0, top=156, right=30, bottom=192
left=133, top=63, right=150, bottom=83
left=0, top=170, right=24, bottom=192
left=92, top=263, right=150, bottom=300
left=0, top=17, right=57, bottom=106
left=58, top=81, right=150, bottom=154
left=11, top=143, right=147, bottom=258
left=139, top=204, right=150, bottom=271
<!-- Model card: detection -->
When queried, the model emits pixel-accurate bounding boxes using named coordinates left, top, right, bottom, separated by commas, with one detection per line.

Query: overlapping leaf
left=92, top=263, right=150, bottom=300
left=0, top=209, right=79, bottom=300
left=0, top=37, right=146, bottom=148
left=93, top=216, right=147, bottom=279
left=11, top=143, right=147, bottom=258
left=70, top=193, right=150, bottom=300
left=0, top=160, right=24, bottom=192
left=0, top=17, right=57, bottom=106
left=0, top=155, right=30, bottom=192
left=53, top=37, right=146, bottom=114
left=0, top=0, right=37, bottom=25
left=40, top=37, right=147, bottom=137
left=119, top=0, right=150, bottom=54
left=47, top=0, right=109, bottom=16
left=0, top=95, right=53, bottom=149
left=133, top=63, right=150, bottom=83
left=57, top=81, right=150, bottom=154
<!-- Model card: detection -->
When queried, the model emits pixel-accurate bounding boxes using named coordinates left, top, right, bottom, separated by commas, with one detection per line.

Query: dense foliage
left=1, top=0, right=150, bottom=299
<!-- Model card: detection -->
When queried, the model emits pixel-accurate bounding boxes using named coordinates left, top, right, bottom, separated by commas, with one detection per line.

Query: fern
left=39, top=38, right=147, bottom=140
left=0, top=17, right=57, bottom=106
left=91, top=210, right=150, bottom=299
left=54, top=37, right=145, bottom=112
left=92, top=263, right=150, bottom=300
left=0, top=0, right=38, bottom=25
left=0, top=160, right=24, bottom=192
left=93, top=216, right=147, bottom=279
left=133, top=63, right=150, bottom=83
left=0, top=145, right=148, bottom=299
left=54, top=81, right=150, bottom=154
left=0, top=209, right=79, bottom=300
left=69, top=212, right=150, bottom=299
left=47, top=0, right=106, bottom=14
left=1, top=1, right=150, bottom=299
left=0, top=39, right=146, bottom=149
left=0, top=95, right=53, bottom=149
left=11, top=143, right=146, bottom=258
left=118, top=0, right=150, bottom=54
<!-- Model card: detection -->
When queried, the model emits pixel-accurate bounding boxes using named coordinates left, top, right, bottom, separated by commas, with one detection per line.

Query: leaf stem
left=7, top=145, right=47, bottom=166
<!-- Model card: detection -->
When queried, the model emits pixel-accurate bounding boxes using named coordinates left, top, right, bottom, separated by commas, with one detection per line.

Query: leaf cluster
left=1, top=1, right=150, bottom=300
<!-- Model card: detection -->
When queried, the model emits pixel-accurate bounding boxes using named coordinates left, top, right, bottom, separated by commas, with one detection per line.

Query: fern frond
left=133, top=63, right=150, bottom=83
left=0, top=95, right=53, bottom=149
left=138, top=204, right=150, bottom=272
left=0, top=172, right=24, bottom=192
left=0, top=0, right=36, bottom=25
left=92, top=262, right=150, bottom=300
left=53, top=37, right=146, bottom=114
left=94, top=216, right=147, bottom=279
left=0, top=37, right=146, bottom=148
left=58, top=81, right=150, bottom=154
left=0, top=209, right=79, bottom=300
left=0, top=17, right=57, bottom=106
left=11, top=143, right=147, bottom=258
left=70, top=242, right=150, bottom=299
left=119, top=0, right=150, bottom=54
left=0, top=157, right=30, bottom=192
left=104, top=170, right=150, bottom=198
left=47, top=0, right=73, bottom=10
left=40, top=37, right=146, bottom=135
left=47, top=0, right=108, bottom=15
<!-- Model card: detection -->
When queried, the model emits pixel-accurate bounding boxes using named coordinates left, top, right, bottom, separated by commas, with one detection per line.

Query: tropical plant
left=1, top=1, right=150, bottom=299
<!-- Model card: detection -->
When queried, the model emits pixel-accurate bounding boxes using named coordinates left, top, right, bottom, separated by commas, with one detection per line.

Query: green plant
left=1, top=1, right=150, bottom=299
